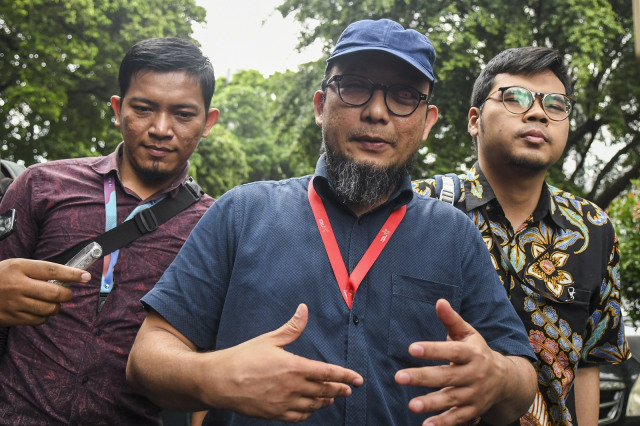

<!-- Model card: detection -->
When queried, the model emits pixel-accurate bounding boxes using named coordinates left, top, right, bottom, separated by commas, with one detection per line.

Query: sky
left=193, top=0, right=324, bottom=79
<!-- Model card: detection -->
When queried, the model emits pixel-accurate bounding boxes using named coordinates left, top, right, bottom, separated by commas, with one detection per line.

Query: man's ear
left=313, top=90, right=324, bottom=127
left=421, top=105, right=439, bottom=141
left=201, top=108, right=220, bottom=138
left=110, top=96, right=122, bottom=127
left=468, top=107, right=480, bottom=137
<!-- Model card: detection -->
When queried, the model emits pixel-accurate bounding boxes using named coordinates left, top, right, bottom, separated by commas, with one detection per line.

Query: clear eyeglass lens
left=502, top=87, right=570, bottom=120
left=503, top=87, right=533, bottom=112
left=543, top=94, right=572, bottom=119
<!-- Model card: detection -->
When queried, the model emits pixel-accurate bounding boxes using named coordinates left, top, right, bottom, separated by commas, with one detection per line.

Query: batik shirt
left=413, top=164, right=630, bottom=426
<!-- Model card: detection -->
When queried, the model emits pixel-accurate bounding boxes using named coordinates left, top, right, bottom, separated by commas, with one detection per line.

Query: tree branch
left=593, top=157, right=640, bottom=209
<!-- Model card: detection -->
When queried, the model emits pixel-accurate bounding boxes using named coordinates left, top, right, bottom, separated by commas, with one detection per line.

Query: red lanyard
left=307, top=178, right=406, bottom=309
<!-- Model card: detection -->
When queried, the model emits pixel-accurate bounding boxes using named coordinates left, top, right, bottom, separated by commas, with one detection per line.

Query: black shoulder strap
left=49, top=177, right=204, bottom=265
left=1, top=159, right=26, bottom=201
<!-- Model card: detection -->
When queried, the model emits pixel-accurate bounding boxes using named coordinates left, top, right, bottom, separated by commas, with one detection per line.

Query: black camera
left=0, top=209, right=15, bottom=241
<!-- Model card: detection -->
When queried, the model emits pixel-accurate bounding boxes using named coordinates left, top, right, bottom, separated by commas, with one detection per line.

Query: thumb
left=436, top=299, right=475, bottom=342
left=268, top=303, right=308, bottom=348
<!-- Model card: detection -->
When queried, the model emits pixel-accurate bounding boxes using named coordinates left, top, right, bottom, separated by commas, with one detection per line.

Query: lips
left=352, top=135, right=392, bottom=150
left=145, top=145, right=175, bottom=158
left=520, top=129, right=548, bottom=144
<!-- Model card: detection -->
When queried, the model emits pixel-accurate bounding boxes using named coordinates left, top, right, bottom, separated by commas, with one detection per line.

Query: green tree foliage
left=276, top=0, right=640, bottom=208
left=189, top=126, right=249, bottom=199
left=268, top=61, right=325, bottom=177
left=0, top=0, right=206, bottom=163
left=608, top=180, right=640, bottom=324
left=213, top=68, right=318, bottom=182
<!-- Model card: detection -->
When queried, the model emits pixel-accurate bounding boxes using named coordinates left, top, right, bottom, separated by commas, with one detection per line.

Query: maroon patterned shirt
left=0, top=144, right=214, bottom=425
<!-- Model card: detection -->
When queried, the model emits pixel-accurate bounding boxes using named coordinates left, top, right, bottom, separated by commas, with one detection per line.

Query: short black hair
left=118, top=37, right=215, bottom=111
left=470, top=46, right=573, bottom=109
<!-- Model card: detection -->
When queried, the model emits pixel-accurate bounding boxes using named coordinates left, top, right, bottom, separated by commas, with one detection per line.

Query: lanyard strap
left=307, top=178, right=406, bottom=309
left=99, top=176, right=164, bottom=312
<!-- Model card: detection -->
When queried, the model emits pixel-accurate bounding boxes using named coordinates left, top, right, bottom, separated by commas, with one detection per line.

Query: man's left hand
left=395, top=298, right=524, bottom=426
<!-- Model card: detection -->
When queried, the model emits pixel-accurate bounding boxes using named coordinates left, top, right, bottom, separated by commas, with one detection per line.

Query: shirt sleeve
left=582, top=223, right=631, bottom=365
left=0, top=166, right=42, bottom=260
left=141, top=189, right=237, bottom=350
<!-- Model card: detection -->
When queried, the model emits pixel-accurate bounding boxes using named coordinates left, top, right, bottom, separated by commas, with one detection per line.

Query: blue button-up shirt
left=143, top=155, right=534, bottom=425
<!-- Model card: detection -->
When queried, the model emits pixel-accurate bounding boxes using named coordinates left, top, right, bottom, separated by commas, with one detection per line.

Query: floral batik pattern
left=413, top=165, right=630, bottom=426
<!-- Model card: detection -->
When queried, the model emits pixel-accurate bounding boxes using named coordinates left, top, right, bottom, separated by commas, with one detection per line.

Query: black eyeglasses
left=483, top=86, right=574, bottom=121
left=325, top=74, right=429, bottom=117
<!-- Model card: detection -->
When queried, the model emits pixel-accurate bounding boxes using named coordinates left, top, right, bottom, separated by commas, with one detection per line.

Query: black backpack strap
left=0, top=159, right=26, bottom=200
left=0, top=177, right=13, bottom=196
left=49, top=177, right=204, bottom=265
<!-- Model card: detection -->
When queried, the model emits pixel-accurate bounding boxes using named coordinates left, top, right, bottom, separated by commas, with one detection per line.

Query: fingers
left=0, top=258, right=87, bottom=326
left=395, top=361, right=471, bottom=390
left=302, top=358, right=364, bottom=387
left=2, top=258, right=89, bottom=286
left=27, top=259, right=92, bottom=289
left=0, top=290, right=67, bottom=326
left=394, top=300, right=500, bottom=424
left=267, top=304, right=361, bottom=386
left=419, top=404, right=479, bottom=426
left=268, top=303, right=309, bottom=348
left=207, top=304, right=364, bottom=422
left=408, top=387, right=484, bottom=426
left=435, top=299, right=474, bottom=342
left=273, top=397, right=335, bottom=423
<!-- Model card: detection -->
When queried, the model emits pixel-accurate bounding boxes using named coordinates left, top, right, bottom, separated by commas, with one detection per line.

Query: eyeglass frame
left=323, top=73, right=432, bottom=117
left=482, top=85, right=574, bottom=121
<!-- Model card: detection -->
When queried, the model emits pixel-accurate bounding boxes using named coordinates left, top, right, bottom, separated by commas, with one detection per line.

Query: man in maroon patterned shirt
left=0, top=37, right=217, bottom=425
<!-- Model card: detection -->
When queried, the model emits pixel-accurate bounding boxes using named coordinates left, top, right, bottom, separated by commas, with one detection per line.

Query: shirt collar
left=464, top=162, right=567, bottom=229
left=312, top=153, right=413, bottom=215
left=90, top=142, right=190, bottom=200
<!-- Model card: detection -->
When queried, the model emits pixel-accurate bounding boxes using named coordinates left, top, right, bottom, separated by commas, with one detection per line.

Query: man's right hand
left=201, top=303, right=364, bottom=421
left=0, top=258, right=89, bottom=326
left=127, top=304, right=363, bottom=423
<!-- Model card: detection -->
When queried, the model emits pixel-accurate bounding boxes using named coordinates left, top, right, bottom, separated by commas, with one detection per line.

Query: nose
left=362, top=88, right=390, bottom=123
left=149, top=112, right=174, bottom=138
left=523, top=94, right=548, bottom=124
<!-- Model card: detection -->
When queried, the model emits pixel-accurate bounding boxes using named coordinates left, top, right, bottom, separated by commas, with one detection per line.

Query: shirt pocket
left=387, top=274, right=461, bottom=367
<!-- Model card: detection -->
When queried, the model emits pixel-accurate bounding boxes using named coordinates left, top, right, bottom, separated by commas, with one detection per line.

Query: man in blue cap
left=127, top=19, right=537, bottom=425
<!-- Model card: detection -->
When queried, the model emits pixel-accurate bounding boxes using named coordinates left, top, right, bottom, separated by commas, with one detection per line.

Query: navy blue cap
left=327, top=19, right=436, bottom=82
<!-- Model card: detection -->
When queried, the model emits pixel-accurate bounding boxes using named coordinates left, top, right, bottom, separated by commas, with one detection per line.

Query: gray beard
left=324, top=144, right=413, bottom=208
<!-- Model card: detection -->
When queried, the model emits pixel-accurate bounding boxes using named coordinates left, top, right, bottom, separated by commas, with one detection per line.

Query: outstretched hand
left=204, top=303, right=363, bottom=422
left=394, top=299, right=514, bottom=426
left=0, top=258, right=89, bottom=326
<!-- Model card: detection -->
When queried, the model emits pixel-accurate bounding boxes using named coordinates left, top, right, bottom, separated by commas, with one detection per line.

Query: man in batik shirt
left=413, top=46, right=630, bottom=425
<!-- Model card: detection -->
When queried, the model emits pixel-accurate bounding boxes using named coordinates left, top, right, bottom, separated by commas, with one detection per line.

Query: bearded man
left=126, top=19, right=538, bottom=426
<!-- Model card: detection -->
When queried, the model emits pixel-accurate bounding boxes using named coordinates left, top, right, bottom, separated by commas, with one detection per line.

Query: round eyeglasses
left=484, top=86, right=574, bottom=121
left=325, top=74, right=430, bottom=117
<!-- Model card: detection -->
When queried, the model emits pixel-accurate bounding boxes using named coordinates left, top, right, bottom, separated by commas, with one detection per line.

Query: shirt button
left=353, top=315, right=359, bottom=325
left=95, top=329, right=102, bottom=336
left=81, top=376, right=89, bottom=384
